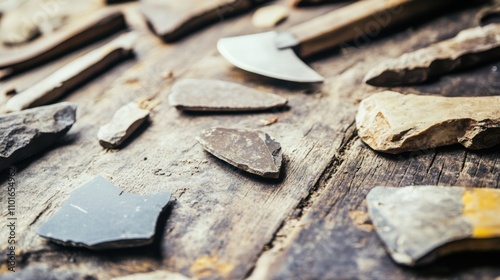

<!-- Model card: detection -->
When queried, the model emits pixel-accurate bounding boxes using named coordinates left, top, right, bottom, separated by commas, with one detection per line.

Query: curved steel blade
left=217, top=32, right=324, bottom=83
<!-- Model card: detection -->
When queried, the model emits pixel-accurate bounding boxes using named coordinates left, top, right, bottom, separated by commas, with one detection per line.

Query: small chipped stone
left=196, top=127, right=283, bottom=178
left=37, top=176, right=171, bottom=249
left=0, top=102, right=77, bottom=172
left=367, top=186, right=500, bottom=266
left=252, top=5, right=289, bottom=28
left=169, top=79, right=287, bottom=112
left=98, top=102, right=150, bottom=149
left=260, top=117, right=279, bottom=126
left=356, top=91, right=500, bottom=154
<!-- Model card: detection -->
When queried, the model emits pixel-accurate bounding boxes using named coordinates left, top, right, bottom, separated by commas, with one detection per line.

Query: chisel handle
left=285, top=0, right=452, bottom=57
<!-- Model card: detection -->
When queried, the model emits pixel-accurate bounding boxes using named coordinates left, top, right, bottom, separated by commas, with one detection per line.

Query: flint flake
left=196, top=127, right=283, bottom=178
left=37, top=176, right=171, bottom=249
left=168, top=79, right=287, bottom=112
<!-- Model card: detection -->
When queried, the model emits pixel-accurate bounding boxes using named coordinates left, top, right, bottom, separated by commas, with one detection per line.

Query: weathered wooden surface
left=0, top=1, right=499, bottom=280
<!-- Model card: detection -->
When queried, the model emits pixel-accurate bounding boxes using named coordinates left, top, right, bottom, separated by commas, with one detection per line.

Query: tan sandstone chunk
left=356, top=91, right=500, bottom=154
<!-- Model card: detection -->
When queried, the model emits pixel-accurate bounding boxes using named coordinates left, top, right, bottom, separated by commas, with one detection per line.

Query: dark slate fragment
left=37, top=176, right=171, bottom=249
left=0, top=102, right=77, bottom=172
left=196, top=127, right=283, bottom=178
left=140, top=0, right=271, bottom=42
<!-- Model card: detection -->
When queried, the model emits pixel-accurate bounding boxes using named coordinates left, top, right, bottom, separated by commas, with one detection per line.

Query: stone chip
left=0, top=102, right=77, bottom=172
left=98, top=102, right=150, bottom=149
left=169, top=79, right=287, bottom=112
left=356, top=91, right=500, bottom=154
left=367, top=186, right=500, bottom=266
left=196, top=127, right=283, bottom=179
left=37, top=176, right=171, bottom=249
left=141, top=0, right=271, bottom=42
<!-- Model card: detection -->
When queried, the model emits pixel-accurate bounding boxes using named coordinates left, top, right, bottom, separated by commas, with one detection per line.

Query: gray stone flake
left=196, top=127, right=283, bottom=179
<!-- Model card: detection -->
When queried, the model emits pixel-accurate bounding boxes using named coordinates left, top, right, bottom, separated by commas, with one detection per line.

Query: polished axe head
left=217, top=31, right=324, bottom=83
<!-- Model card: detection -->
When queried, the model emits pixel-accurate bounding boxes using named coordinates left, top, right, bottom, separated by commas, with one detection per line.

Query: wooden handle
left=289, top=0, right=452, bottom=57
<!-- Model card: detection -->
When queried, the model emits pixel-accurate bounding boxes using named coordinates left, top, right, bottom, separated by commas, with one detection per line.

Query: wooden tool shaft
left=290, top=0, right=452, bottom=57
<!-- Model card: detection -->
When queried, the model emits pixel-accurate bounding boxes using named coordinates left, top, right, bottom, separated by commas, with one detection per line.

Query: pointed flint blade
left=217, top=31, right=324, bottom=83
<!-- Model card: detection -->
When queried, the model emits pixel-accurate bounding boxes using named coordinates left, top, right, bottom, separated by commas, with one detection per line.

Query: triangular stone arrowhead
left=0, top=102, right=77, bottom=172
left=196, top=127, right=283, bottom=179
left=168, top=79, right=287, bottom=112
left=37, top=176, right=171, bottom=249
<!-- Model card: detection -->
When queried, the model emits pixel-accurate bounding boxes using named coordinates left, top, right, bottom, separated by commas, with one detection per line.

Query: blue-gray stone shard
left=37, top=176, right=171, bottom=249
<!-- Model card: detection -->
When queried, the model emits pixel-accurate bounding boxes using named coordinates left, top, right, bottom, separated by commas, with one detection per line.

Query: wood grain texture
left=289, top=0, right=457, bottom=57
left=0, top=1, right=499, bottom=280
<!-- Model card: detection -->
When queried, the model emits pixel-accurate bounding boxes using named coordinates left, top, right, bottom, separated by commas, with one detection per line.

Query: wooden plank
left=0, top=1, right=499, bottom=280
left=249, top=5, right=500, bottom=280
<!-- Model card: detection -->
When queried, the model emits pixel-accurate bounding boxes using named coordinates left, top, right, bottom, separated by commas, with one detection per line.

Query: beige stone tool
left=356, top=91, right=500, bottom=154
left=364, top=23, right=500, bottom=86
left=98, top=102, right=150, bottom=149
